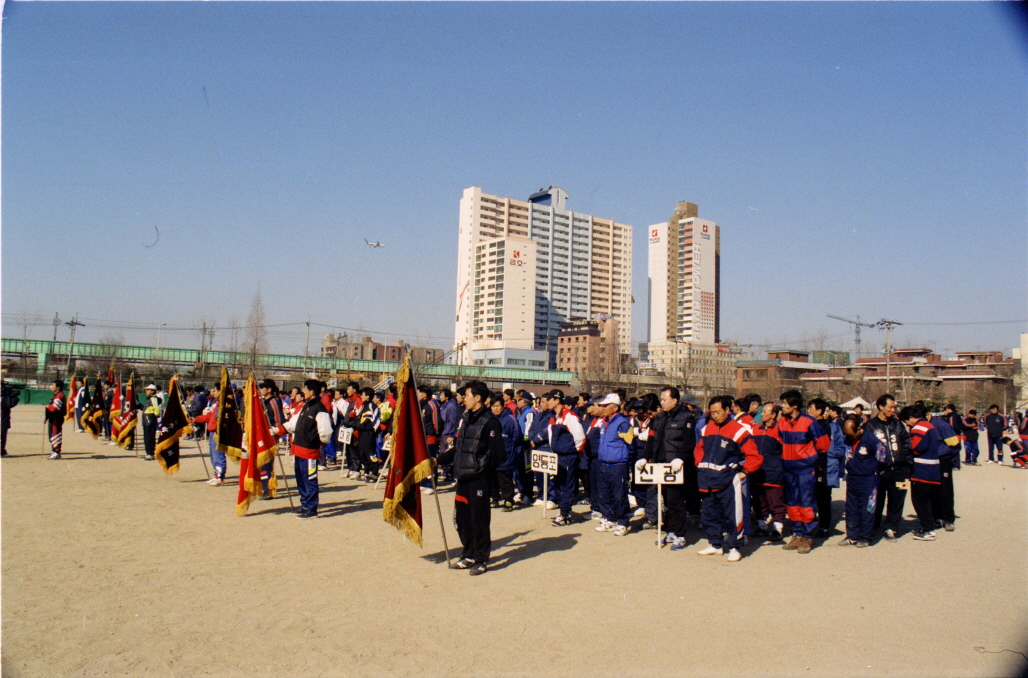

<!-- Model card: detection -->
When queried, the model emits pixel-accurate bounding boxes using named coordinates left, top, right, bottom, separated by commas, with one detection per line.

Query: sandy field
left=2, top=404, right=1026, bottom=678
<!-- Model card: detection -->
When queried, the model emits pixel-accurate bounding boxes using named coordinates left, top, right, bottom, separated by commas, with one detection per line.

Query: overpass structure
left=1, top=338, right=573, bottom=386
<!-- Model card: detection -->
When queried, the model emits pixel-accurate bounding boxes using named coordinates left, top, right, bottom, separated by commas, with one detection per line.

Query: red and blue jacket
left=694, top=418, right=762, bottom=492
left=928, top=416, right=960, bottom=460
left=777, top=413, right=829, bottom=471
left=751, top=422, right=783, bottom=486
left=908, top=418, right=941, bottom=484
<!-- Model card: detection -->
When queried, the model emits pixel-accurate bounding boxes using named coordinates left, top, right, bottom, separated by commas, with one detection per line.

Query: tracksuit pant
left=784, top=467, right=818, bottom=538
left=700, top=475, right=746, bottom=550
left=454, top=474, right=491, bottom=563
left=596, top=462, right=630, bottom=527
left=932, top=457, right=955, bottom=524
left=910, top=480, right=938, bottom=532
left=644, top=482, right=688, bottom=536
left=753, top=484, right=787, bottom=525
left=964, top=441, right=979, bottom=464
left=987, top=436, right=1004, bottom=462
left=209, top=435, right=226, bottom=479
left=874, top=465, right=909, bottom=534
left=420, top=443, right=439, bottom=488
left=845, top=474, right=877, bottom=542
left=684, top=461, right=701, bottom=516
left=48, top=420, right=63, bottom=453
left=554, top=453, right=578, bottom=518
left=495, top=469, right=516, bottom=504
left=75, top=405, right=85, bottom=432
left=578, top=456, right=591, bottom=505
left=534, top=471, right=554, bottom=501
left=143, top=421, right=157, bottom=458
left=587, top=456, right=599, bottom=507
left=260, top=461, right=274, bottom=494
left=515, top=446, right=534, bottom=501
left=294, top=456, right=319, bottom=512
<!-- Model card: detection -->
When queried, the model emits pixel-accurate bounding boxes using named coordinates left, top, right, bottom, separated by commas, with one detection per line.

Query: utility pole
left=154, top=323, right=167, bottom=373
left=302, top=317, right=311, bottom=376
left=52, top=312, right=61, bottom=342
left=877, top=319, right=902, bottom=397
left=65, top=316, right=85, bottom=376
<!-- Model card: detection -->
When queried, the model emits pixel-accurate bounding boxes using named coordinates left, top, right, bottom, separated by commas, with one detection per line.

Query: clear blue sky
left=3, top=2, right=1026, bottom=359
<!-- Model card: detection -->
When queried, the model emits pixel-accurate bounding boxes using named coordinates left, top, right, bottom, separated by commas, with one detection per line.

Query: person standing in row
left=283, top=380, right=332, bottom=519
left=751, top=403, right=786, bottom=542
left=838, top=415, right=885, bottom=548
left=45, top=379, right=67, bottom=460
left=595, top=394, right=633, bottom=536
left=141, top=384, right=161, bottom=461
left=984, top=405, right=1006, bottom=464
left=546, top=390, right=586, bottom=527
left=438, top=380, right=505, bottom=576
left=192, top=383, right=225, bottom=485
left=260, top=379, right=287, bottom=497
left=778, top=390, right=828, bottom=553
left=491, top=392, right=523, bottom=512
left=867, top=394, right=912, bottom=541
left=903, top=404, right=941, bottom=541
left=962, top=409, right=980, bottom=465
left=640, top=386, right=696, bottom=549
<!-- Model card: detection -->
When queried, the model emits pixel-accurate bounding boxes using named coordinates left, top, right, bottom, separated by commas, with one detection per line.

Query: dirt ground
left=2, top=404, right=1026, bottom=678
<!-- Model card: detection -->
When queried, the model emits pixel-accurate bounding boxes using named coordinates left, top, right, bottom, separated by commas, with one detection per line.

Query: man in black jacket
left=641, top=386, right=696, bottom=548
left=867, top=394, right=912, bottom=540
left=438, top=380, right=505, bottom=576
left=962, top=409, right=980, bottom=464
left=984, top=405, right=1006, bottom=464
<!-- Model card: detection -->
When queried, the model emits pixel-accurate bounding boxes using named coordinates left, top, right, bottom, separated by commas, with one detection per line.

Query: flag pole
left=195, top=438, right=211, bottom=479
left=277, top=453, right=295, bottom=509
left=41, top=421, right=48, bottom=457
left=407, top=350, right=452, bottom=568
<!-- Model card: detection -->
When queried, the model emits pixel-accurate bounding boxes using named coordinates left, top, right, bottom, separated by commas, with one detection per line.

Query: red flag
left=382, top=356, right=434, bottom=546
left=236, top=375, right=278, bottom=516
left=64, top=375, right=78, bottom=424
left=106, top=363, right=115, bottom=385
left=115, top=373, right=138, bottom=450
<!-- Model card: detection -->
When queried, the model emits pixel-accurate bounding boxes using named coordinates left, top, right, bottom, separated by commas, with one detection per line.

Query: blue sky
left=3, top=2, right=1026, bottom=359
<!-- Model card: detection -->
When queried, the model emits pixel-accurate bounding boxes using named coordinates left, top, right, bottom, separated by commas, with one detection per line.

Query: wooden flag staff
left=194, top=438, right=212, bottom=480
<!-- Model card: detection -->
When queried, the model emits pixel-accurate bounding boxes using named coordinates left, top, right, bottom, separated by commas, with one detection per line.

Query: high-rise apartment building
left=454, top=186, right=633, bottom=369
left=646, top=201, right=720, bottom=344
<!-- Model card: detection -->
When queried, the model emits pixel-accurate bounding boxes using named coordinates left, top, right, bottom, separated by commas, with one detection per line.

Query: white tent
left=840, top=396, right=872, bottom=411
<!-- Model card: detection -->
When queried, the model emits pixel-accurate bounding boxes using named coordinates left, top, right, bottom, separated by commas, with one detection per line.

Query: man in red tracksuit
left=777, top=390, right=829, bottom=553
left=694, top=395, right=762, bottom=562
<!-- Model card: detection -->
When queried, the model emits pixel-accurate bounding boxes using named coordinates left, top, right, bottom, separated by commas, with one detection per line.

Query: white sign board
left=530, top=451, right=559, bottom=475
left=338, top=426, right=354, bottom=445
left=634, top=463, right=684, bottom=485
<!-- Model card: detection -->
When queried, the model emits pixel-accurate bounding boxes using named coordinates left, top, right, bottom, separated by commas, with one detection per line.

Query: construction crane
left=827, top=314, right=876, bottom=359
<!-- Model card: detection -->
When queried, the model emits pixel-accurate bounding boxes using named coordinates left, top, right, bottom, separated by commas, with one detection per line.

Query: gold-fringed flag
left=80, top=376, right=107, bottom=439
left=64, top=375, right=78, bottom=424
left=115, top=373, right=138, bottom=450
left=155, top=375, right=193, bottom=476
left=236, top=375, right=279, bottom=516
left=110, top=375, right=123, bottom=420
left=382, top=355, right=434, bottom=546
left=216, top=366, right=243, bottom=462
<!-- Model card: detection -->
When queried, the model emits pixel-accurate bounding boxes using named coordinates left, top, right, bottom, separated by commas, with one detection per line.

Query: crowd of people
left=5, top=374, right=1027, bottom=574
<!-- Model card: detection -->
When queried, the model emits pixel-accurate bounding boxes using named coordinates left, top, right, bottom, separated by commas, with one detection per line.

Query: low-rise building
left=556, top=318, right=620, bottom=375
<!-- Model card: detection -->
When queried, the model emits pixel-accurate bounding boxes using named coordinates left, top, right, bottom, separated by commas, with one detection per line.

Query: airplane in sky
left=364, top=239, right=385, bottom=248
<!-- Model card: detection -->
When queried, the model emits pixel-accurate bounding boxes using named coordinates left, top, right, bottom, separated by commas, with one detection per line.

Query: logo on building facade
left=649, top=228, right=660, bottom=244
left=701, top=223, right=710, bottom=240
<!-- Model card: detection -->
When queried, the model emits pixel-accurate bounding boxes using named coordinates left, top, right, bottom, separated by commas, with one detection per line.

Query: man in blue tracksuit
left=491, top=394, right=523, bottom=512
left=546, top=390, right=586, bottom=527
left=515, top=393, right=538, bottom=505
left=984, top=405, right=1006, bottom=463
left=925, top=408, right=960, bottom=531
left=812, top=403, right=847, bottom=537
left=839, top=415, right=884, bottom=547
left=593, top=394, right=633, bottom=536
left=527, top=397, right=556, bottom=507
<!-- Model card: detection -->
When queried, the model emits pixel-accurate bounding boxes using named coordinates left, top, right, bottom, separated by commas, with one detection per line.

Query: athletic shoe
left=489, top=499, right=499, bottom=509
left=911, top=530, right=936, bottom=541
left=768, top=528, right=783, bottom=543
left=501, top=501, right=515, bottom=512
left=551, top=514, right=572, bottom=527
left=642, top=521, right=657, bottom=530
left=317, top=464, right=328, bottom=471
left=545, top=501, right=557, bottom=510
left=421, top=487, right=435, bottom=495
left=725, top=548, right=742, bottom=562
left=144, top=455, right=155, bottom=461
left=613, top=524, right=630, bottom=537
left=883, top=529, right=899, bottom=541
left=519, top=496, right=535, bottom=507
left=578, top=498, right=592, bottom=506
left=797, top=537, right=813, bottom=554
left=206, top=477, right=221, bottom=485
left=697, top=545, right=723, bottom=556
left=589, top=511, right=603, bottom=521
left=469, top=562, right=488, bottom=576
left=295, top=509, right=317, bottom=519
left=47, top=452, right=61, bottom=460
left=595, top=520, right=615, bottom=532
left=669, top=536, right=689, bottom=551
left=656, top=532, right=675, bottom=546
left=856, top=539, right=871, bottom=548
left=633, top=507, right=646, bottom=518
left=838, top=538, right=859, bottom=546
left=513, top=492, right=523, bottom=504
left=533, top=499, right=544, bottom=507
left=944, top=522, right=955, bottom=532
left=935, top=519, right=945, bottom=529
left=451, top=558, right=474, bottom=570
left=0, top=451, right=7, bottom=457
left=782, top=535, right=802, bottom=550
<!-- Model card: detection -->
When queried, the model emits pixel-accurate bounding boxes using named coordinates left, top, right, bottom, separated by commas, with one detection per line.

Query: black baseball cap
left=543, top=389, right=565, bottom=401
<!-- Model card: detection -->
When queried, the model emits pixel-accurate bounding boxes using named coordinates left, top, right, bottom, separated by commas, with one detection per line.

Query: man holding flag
left=154, top=375, right=193, bottom=475
left=64, top=375, right=78, bottom=429
left=236, top=376, right=279, bottom=516
left=81, top=377, right=108, bottom=441
left=114, top=374, right=139, bottom=451
left=108, top=376, right=123, bottom=446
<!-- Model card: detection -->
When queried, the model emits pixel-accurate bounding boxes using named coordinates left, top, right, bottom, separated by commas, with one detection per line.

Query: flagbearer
left=259, top=378, right=286, bottom=498
left=437, top=380, right=506, bottom=575
left=283, top=379, right=332, bottom=519
left=45, top=379, right=67, bottom=460
left=142, top=384, right=161, bottom=461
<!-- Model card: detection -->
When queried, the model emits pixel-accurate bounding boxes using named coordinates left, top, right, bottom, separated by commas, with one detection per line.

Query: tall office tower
left=454, top=186, right=633, bottom=369
left=646, top=201, right=720, bottom=344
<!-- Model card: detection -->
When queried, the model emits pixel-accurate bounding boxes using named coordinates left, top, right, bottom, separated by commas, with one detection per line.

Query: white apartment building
left=455, top=186, right=633, bottom=369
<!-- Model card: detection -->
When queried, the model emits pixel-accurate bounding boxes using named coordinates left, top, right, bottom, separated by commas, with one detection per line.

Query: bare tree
left=244, top=287, right=269, bottom=373
left=84, top=333, right=125, bottom=378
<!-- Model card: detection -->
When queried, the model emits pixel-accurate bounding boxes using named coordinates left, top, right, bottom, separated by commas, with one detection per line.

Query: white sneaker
left=421, top=486, right=435, bottom=495
left=725, top=548, right=742, bottom=562
left=633, top=507, right=646, bottom=518
left=589, top=511, right=603, bottom=521
left=545, top=501, right=557, bottom=510
left=613, top=524, right=630, bottom=537
left=698, top=545, right=723, bottom=556
left=513, top=493, right=523, bottom=504
left=533, top=499, right=544, bottom=507
left=595, top=520, right=615, bottom=532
